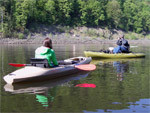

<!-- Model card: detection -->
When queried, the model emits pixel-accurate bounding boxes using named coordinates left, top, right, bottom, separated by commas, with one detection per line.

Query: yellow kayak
left=84, top=51, right=145, bottom=59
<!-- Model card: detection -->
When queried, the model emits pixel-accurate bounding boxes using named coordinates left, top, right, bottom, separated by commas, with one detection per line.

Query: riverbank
left=0, top=36, right=150, bottom=45
left=0, top=26, right=150, bottom=45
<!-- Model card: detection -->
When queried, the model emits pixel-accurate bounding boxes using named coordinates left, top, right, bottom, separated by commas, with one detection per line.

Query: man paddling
left=113, top=35, right=130, bottom=54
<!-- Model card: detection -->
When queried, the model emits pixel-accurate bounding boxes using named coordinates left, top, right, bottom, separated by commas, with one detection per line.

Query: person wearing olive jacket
left=35, top=38, right=58, bottom=67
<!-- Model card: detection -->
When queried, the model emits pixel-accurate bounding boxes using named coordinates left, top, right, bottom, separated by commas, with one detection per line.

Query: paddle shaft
left=9, top=63, right=96, bottom=71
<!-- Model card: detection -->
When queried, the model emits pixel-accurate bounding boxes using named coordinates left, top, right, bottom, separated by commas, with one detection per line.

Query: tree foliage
left=78, top=0, right=105, bottom=26
left=0, top=0, right=150, bottom=38
left=106, top=0, right=122, bottom=28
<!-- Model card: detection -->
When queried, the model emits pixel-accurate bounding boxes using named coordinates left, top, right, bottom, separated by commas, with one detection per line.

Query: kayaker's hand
left=118, top=37, right=121, bottom=40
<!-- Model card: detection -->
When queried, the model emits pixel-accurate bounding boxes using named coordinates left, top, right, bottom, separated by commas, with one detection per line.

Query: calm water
left=0, top=44, right=150, bottom=113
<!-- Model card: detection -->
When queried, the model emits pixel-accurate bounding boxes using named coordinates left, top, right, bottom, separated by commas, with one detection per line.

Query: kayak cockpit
left=30, top=57, right=86, bottom=68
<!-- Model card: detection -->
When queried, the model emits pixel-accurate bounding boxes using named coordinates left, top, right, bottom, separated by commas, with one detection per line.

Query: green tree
left=123, top=0, right=140, bottom=32
left=0, top=0, right=16, bottom=37
left=1, top=0, right=150, bottom=38
left=44, top=0, right=56, bottom=24
left=25, top=0, right=37, bottom=25
left=123, top=0, right=150, bottom=33
left=136, top=3, right=150, bottom=33
left=142, top=10, right=150, bottom=32
left=78, top=0, right=105, bottom=26
left=56, top=0, right=74, bottom=25
left=106, top=0, right=122, bottom=28
left=69, top=0, right=81, bottom=25
left=33, top=0, right=47, bottom=23
left=14, top=0, right=31, bottom=31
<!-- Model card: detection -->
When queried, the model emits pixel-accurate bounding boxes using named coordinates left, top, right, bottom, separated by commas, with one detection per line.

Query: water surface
left=1, top=44, right=150, bottom=113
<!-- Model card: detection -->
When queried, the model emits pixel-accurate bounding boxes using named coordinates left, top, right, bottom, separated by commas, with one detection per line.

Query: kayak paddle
left=75, top=64, right=96, bottom=71
left=9, top=63, right=96, bottom=71
left=9, top=63, right=31, bottom=67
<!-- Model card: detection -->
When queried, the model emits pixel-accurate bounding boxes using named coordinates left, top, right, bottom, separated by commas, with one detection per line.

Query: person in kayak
left=35, top=38, right=58, bottom=67
left=113, top=35, right=130, bottom=54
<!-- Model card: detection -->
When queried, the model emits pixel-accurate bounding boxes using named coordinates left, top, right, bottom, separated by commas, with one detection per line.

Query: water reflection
left=75, top=83, right=96, bottom=88
left=113, top=61, right=129, bottom=81
left=4, top=71, right=89, bottom=109
left=35, top=89, right=55, bottom=109
left=1, top=44, right=150, bottom=113
left=92, top=58, right=143, bottom=82
left=89, top=58, right=150, bottom=112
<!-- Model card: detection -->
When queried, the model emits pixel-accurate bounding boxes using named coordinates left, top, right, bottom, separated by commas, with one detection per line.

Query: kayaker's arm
left=51, top=50, right=58, bottom=66
left=117, top=39, right=122, bottom=46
